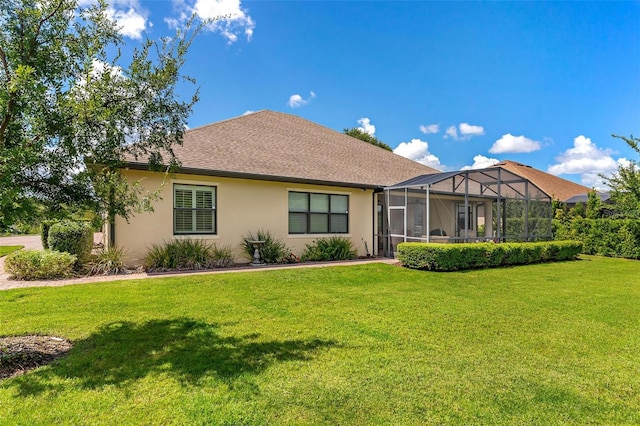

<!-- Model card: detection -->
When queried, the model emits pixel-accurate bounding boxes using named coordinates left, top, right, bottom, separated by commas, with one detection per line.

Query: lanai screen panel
left=384, top=167, right=553, bottom=245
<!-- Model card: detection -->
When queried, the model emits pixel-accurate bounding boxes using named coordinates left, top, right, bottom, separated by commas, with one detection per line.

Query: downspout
left=496, top=168, right=502, bottom=242
left=108, top=184, right=116, bottom=248
left=426, top=185, right=430, bottom=243
left=385, top=188, right=391, bottom=257
left=524, top=181, right=529, bottom=241
left=403, top=187, right=408, bottom=243
left=464, top=171, right=469, bottom=242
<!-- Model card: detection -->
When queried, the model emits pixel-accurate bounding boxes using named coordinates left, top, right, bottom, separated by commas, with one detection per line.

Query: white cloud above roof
left=547, top=135, right=628, bottom=189
left=489, top=133, right=541, bottom=154
left=394, top=139, right=444, bottom=170
left=287, top=91, right=316, bottom=108
left=459, top=123, right=485, bottom=137
left=419, top=124, right=440, bottom=134
left=461, top=155, right=500, bottom=170
left=444, top=123, right=484, bottom=140
left=357, top=118, right=376, bottom=136
left=167, top=0, right=255, bottom=44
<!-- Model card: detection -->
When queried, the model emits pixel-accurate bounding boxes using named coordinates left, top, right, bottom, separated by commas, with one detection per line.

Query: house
left=111, top=110, right=438, bottom=265
left=111, top=111, right=583, bottom=264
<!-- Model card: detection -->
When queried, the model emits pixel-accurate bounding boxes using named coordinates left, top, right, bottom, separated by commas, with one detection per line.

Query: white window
left=174, top=184, right=216, bottom=234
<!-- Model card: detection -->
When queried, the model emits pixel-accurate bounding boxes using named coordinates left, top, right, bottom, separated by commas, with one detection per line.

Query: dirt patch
left=0, top=335, right=72, bottom=380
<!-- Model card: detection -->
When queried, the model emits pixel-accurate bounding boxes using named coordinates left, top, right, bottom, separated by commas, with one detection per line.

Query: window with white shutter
left=174, top=184, right=216, bottom=234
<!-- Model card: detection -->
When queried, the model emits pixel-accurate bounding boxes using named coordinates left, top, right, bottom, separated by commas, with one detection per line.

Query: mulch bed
left=0, top=335, right=72, bottom=380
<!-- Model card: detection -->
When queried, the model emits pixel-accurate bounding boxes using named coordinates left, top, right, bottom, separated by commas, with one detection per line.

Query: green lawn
left=0, top=246, right=22, bottom=257
left=1, top=256, right=639, bottom=424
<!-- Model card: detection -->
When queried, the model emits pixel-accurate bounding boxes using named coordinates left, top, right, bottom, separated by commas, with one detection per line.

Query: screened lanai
left=378, top=167, right=553, bottom=257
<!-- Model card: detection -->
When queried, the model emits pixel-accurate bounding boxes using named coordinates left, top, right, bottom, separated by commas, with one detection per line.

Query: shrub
left=47, top=220, right=93, bottom=262
left=301, top=236, right=357, bottom=262
left=144, top=239, right=234, bottom=271
left=210, top=244, right=235, bottom=268
left=241, top=230, right=289, bottom=264
left=40, top=220, right=57, bottom=250
left=554, top=217, right=640, bottom=259
left=83, top=246, right=128, bottom=276
left=397, top=241, right=582, bottom=272
left=5, top=249, right=76, bottom=280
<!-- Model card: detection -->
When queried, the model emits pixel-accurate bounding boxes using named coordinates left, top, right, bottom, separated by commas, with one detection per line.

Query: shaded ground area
left=0, top=335, right=73, bottom=380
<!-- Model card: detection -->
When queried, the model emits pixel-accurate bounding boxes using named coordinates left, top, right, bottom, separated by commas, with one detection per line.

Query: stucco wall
left=114, top=170, right=375, bottom=266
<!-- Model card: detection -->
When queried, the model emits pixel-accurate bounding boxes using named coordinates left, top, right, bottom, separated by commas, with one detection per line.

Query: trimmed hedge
left=554, top=218, right=640, bottom=259
left=397, top=241, right=583, bottom=271
left=47, top=220, right=93, bottom=262
left=5, top=249, right=77, bottom=280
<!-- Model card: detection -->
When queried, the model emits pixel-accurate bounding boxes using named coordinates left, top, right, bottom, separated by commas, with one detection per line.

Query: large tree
left=0, top=0, right=200, bottom=230
left=602, top=134, right=640, bottom=218
left=343, top=127, right=393, bottom=151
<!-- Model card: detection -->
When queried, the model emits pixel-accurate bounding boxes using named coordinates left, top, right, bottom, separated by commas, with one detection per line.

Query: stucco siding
left=114, top=170, right=375, bottom=266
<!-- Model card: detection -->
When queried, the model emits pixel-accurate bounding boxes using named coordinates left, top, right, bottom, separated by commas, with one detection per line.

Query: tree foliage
left=0, top=0, right=200, bottom=229
left=343, top=127, right=393, bottom=151
left=602, top=134, right=640, bottom=218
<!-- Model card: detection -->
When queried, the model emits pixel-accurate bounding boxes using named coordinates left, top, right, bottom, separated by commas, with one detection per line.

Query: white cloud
left=419, top=124, right=440, bottom=134
left=459, top=123, right=485, bottom=137
left=357, top=118, right=376, bottom=136
left=168, top=0, right=255, bottom=44
left=548, top=135, right=627, bottom=189
left=80, top=0, right=149, bottom=40
left=287, top=91, right=316, bottom=108
left=107, top=3, right=148, bottom=40
left=242, top=110, right=255, bottom=115
left=445, top=125, right=458, bottom=140
left=489, top=133, right=541, bottom=154
left=394, top=139, right=444, bottom=170
left=444, top=123, right=484, bottom=140
left=461, top=155, right=500, bottom=170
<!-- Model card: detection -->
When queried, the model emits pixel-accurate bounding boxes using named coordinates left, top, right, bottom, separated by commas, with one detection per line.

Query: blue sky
left=97, top=0, right=639, bottom=188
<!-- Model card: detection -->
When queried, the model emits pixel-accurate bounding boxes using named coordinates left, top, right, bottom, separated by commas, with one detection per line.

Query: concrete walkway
left=0, top=235, right=398, bottom=290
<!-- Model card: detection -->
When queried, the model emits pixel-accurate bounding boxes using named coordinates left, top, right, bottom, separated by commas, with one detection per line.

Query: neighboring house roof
left=124, top=110, right=439, bottom=188
left=495, top=160, right=591, bottom=202
left=564, top=192, right=611, bottom=204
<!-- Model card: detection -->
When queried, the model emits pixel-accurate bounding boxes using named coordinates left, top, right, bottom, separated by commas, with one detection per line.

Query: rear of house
left=109, top=110, right=438, bottom=265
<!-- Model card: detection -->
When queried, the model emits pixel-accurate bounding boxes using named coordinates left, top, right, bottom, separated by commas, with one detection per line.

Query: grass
left=0, top=246, right=22, bottom=257
left=1, top=255, right=639, bottom=424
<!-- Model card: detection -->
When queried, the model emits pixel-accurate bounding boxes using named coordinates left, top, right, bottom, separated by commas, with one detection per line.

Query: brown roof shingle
left=495, top=160, right=591, bottom=202
left=126, top=110, right=439, bottom=188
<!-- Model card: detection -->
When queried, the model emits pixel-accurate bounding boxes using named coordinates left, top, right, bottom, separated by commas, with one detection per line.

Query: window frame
left=173, top=184, right=217, bottom=235
left=288, top=191, right=349, bottom=235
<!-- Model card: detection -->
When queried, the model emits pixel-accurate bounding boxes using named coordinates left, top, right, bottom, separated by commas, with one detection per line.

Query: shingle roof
left=125, top=110, right=439, bottom=188
left=495, top=160, right=591, bottom=202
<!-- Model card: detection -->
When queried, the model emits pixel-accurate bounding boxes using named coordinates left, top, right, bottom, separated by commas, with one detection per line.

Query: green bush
left=301, top=236, right=357, bottom=262
left=397, top=241, right=582, bottom=271
left=5, top=249, right=77, bottom=280
left=145, top=239, right=234, bottom=271
left=84, top=246, right=128, bottom=276
left=210, top=244, right=235, bottom=268
left=241, top=230, right=289, bottom=264
left=40, top=220, right=57, bottom=250
left=47, top=220, right=93, bottom=262
left=554, top=218, right=640, bottom=259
